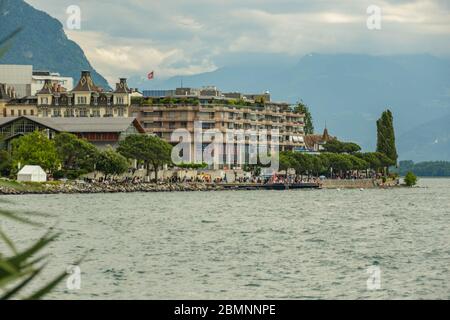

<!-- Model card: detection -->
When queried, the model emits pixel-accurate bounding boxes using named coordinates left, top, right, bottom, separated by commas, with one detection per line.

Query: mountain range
left=0, top=0, right=109, bottom=89
left=131, top=53, right=450, bottom=161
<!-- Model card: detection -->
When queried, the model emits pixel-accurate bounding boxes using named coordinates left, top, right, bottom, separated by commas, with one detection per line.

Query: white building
left=31, top=71, right=73, bottom=96
left=0, top=65, right=32, bottom=98
left=17, top=165, right=47, bottom=182
left=0, top=65, right=73, bottom=97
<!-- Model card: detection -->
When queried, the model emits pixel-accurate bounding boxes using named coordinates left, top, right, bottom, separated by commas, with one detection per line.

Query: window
left=77, top=96, right=87, bottom=105
left=41, top=97, right=49, bottom=105
left=52, top=109, right=61, bottom=117
left=116, top=97, right=124, bottom=105
left=169, top=122, right=176, bottom=129
left=23, top=110, right=27, bottom=116
left=18, top=110, right=22, bottom=116
left=118, top=108, right=124, bottom=117
left=30, top=110, right=34, bottom=116
left=10, top=110, right=14, bottom=116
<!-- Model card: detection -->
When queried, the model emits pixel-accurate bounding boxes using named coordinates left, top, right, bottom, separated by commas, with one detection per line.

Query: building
left=131, top=91, right=305, bottom=168
left=17, top=165, right=47, bottom=182
left=0, top=116, right=145, bottom=150
left=304, top=128, right=335, bottom=152
left=0, top=83, right=16, bottom=117
left=143, top=89, right=175, bottom=98
left=31, top=71, right=73, bottom=95
left=0, top=65, right=32, bottom=98
left=4, top=71, right=132, bottom=118
left=0, top=65, right=73, bottom=97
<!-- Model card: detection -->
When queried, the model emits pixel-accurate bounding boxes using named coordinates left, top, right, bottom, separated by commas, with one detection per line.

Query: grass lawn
left=0, top=179, right=48, bottom=192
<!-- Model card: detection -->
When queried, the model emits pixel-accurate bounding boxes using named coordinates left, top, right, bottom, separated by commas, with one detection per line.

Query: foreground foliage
left=0, top=200, right=69, bottom=300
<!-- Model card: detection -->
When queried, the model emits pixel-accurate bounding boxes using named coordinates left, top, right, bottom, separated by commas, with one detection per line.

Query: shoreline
left=0, top=179, right=399, bottom=195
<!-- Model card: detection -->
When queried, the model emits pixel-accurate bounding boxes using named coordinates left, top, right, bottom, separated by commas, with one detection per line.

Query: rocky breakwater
left=0, top=182, right=226, bottom=195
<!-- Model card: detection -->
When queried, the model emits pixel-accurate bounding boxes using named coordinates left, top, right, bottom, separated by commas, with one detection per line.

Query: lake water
left=1, top=178, right=449, bottom=299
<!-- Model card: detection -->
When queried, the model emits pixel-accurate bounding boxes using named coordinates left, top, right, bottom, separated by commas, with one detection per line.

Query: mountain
left=135, top=53, right=450, bottom=160
left=0, top=0, right=110, bottom=89
left=398, top=114, right=450, bottom=162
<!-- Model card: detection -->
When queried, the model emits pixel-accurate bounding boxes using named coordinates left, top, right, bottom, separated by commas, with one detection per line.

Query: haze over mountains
left=1, top=0, right=449, bottom=161
left=131, top=53, right=450, bottom=161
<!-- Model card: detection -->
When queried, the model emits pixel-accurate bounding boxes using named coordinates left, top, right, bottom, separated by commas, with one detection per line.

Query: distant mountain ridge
left=133, top=53, right=450, bottom=160
left=0, top=0, right=110, bottom=89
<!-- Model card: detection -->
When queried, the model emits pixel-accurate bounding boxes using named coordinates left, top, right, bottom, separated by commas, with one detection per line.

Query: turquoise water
left=1, top=178, right=449, bottom=299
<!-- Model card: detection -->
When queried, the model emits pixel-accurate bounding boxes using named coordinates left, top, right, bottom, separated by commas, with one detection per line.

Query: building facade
left=0, top=116, right=145, bottom=150
left=0, top=65, right=33, bottom=98
left=131, top=92, right=306, bottom=168
left=0, top=65, right=73, bottom=97
left=31, top=71, right=73, bottom=96
left=4, top=71, right=132, bottom=118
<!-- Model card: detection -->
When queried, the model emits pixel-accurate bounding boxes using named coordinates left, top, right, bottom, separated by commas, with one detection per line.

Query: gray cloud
left=26, top=0, right=450, bottom=82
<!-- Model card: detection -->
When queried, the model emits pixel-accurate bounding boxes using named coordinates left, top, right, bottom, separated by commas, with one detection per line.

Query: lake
left=1, top=178, right=449, bottom=299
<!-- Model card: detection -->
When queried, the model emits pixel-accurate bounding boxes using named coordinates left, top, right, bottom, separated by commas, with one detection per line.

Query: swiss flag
left=147, top=71, right=154, bottom=80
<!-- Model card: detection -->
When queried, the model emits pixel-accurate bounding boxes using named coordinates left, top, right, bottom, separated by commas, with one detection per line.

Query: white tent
left=17, top=165, right=47, bottom=182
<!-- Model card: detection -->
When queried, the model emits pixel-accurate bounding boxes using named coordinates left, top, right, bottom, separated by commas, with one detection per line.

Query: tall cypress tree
left=376, top=110, right=398, bottom=165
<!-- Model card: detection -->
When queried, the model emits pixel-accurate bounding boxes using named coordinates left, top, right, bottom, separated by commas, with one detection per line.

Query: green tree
left=294, top=101, right=314, bottom=135
left=11, top=131, right=61, bottom=173
left=323, top=140, right=361, bottom=154
left=54, top=133, right=99, bottom=178
left=96, top=148, right=129, bottom=178
left=0, top=150, right=13, bottom=177
left=376, top=110, right=398, bottom=164
left=177, top=162, right=208, bottom=170
left=404, top=172, right=418, bottom=187
left=118, top=134, right=173, bottom=181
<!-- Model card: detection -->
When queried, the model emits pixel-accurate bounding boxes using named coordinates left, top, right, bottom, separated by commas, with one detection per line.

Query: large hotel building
left=131, top=87, right=306, bottom=167
left=2, top=70, right=306, bottom=167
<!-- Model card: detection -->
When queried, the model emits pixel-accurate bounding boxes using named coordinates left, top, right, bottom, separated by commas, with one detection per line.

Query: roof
left=304, top=128, right=336, bottom=149
left=18, top=165, right=46, bottom=175
left=72, top=71, right=100, bottom=92
left=37, top=79, right=54, bottom=94
left=0, top=116, right=145, bottom=134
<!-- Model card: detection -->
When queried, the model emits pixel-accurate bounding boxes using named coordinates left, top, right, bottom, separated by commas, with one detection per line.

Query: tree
left=96, top=148, right=129, bottom=178
left=118, top=134, right=173, bottom=181
left=11, top=131, right=61, bottom=173
left=54, top=133, right=99, bottom=177
left=377, top=110, right=398, bottom=164
left=0, top=150, right=13, bottom=177
left=294, top=101, right=314, bottom=134
left=404, top=172, right=418, bottom=187
left=177, top=162, right=208, bottom=170
left=323, top=140, right=361, bottom=154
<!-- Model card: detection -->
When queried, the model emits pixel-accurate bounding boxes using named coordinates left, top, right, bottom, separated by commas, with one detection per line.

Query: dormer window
left=77, top=96, right=87, bottom=105
left=116, top=97, right=124, bottom=105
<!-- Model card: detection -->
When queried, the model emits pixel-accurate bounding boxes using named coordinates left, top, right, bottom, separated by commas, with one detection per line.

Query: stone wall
left=321, top=179, right=377, bottom=189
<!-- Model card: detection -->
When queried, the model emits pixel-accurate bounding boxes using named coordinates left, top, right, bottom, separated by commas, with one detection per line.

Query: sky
left=26, top=0, right=450, bottom=84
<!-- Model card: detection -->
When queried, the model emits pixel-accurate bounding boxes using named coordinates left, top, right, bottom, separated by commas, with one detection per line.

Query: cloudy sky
left=27, top=0, right=450, bottom=83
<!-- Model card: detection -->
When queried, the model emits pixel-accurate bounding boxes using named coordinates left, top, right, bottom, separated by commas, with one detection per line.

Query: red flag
left=147, top=71, right=154, bottom=80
